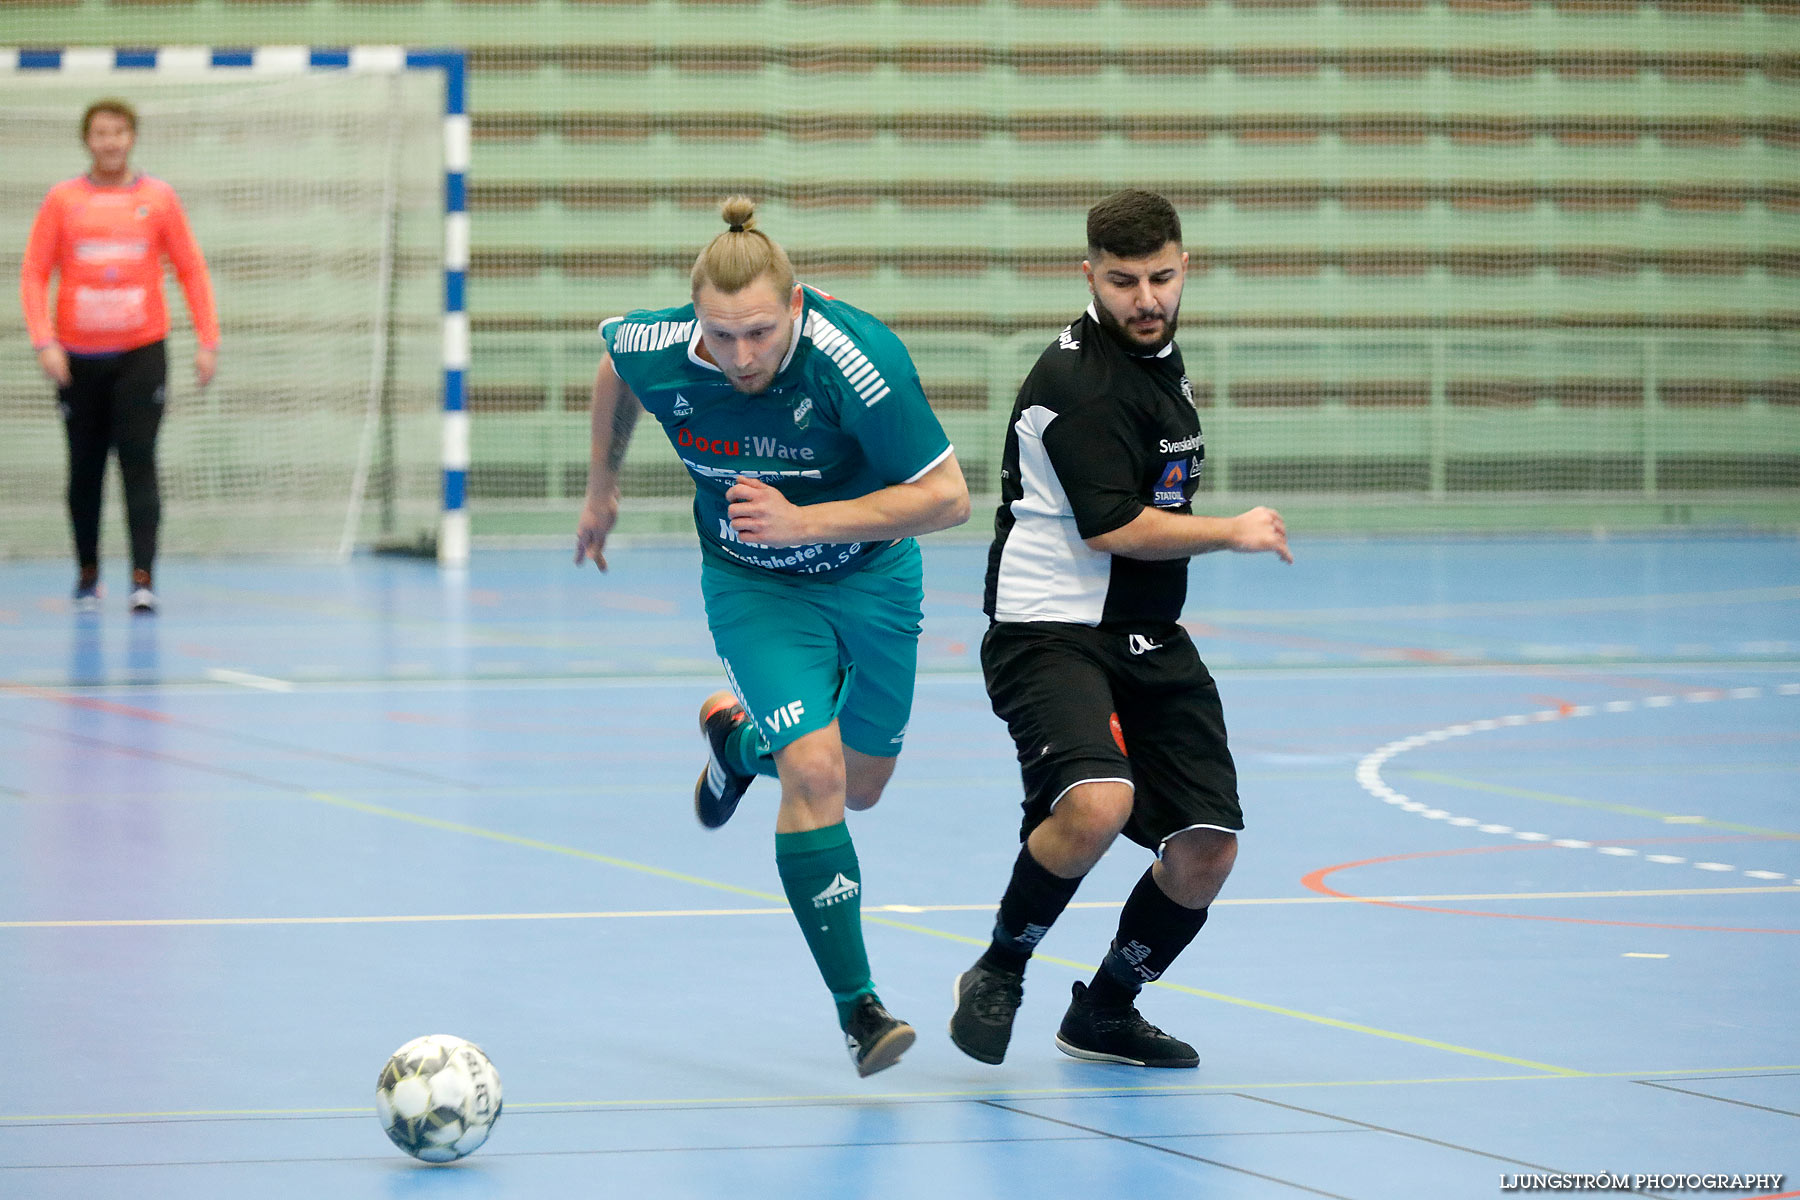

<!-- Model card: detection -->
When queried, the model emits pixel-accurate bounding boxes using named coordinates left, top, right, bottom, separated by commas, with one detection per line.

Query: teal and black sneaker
left=693, top=690, right=755, bottom=829
left=843, top=994, right=915, bottom=1078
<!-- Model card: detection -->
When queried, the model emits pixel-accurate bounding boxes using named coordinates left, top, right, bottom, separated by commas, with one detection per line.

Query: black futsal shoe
left=948, top=960, right=1025, bottom=1065
left=844, top=994, right=916, bottom=1078
left=1054, top=981, right=1199, bottom=1069
left=693, top=690, right=755, bottom=829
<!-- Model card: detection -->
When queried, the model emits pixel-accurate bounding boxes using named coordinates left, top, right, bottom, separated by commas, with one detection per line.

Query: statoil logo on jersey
left=1153, top=458, right=1190, bottom=506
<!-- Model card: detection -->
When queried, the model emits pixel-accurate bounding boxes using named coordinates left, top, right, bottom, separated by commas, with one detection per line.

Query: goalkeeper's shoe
left=129, top=568, right=157, bottom=615
left=73, top=568, right=101, bottom=614
left=694, top=690, right=755, bottom=829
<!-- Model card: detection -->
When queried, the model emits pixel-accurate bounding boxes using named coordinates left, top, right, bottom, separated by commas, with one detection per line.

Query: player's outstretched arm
left=725, top=452, right=971, bottom=548
left=1086, top=505, right=1293, bottom=564
left=575, top=351, right=643, bottom=571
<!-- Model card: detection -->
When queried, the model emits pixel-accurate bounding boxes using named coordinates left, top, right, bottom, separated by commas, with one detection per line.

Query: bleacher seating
left=5, top=0, right=1795, bottom=530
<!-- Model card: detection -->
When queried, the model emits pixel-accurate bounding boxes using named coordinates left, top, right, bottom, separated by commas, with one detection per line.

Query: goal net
left=0, top=60, right=444, bottom=559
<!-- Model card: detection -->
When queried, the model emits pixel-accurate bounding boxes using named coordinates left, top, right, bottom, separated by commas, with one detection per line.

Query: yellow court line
left=0, top=908, right=791, bottom=929
left=175, top=792, right=1600, bottom=1075
left=7, top=1065, right=1796, bottom=1124
left=1403, top=771, right=1800, bottom=840
left=304, top=791, right=786, bottom=904
left=855, top=918, right=1595, bottom=1075
left=9, top=886, right=1793, bottom=930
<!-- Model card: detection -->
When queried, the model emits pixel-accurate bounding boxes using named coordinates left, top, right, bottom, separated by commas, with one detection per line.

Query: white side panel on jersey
left=991, top=405, right=1109, bottom=625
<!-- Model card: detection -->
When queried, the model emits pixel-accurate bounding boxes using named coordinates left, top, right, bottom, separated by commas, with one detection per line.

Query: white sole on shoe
left=854, top=1023, right=916, bottom=1078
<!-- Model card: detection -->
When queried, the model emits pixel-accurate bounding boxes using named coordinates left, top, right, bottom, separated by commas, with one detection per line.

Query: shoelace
left=966, top=974, right=1023, bottom=1022
left=849, top=1002, right=894, bottom=1042
left=1091, top=1006, right=1170, bottom=1039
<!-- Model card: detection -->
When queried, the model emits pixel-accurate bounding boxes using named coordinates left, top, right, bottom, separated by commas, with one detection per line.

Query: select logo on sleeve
left=811, top=873, right=861, bottom=908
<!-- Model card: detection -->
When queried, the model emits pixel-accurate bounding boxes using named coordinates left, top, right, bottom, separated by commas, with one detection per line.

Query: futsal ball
left=375, top=1035, right=503, bottom=1163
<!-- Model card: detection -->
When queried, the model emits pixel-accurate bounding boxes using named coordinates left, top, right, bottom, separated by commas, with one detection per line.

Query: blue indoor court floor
left=1, top=534, right=1797, bottom=1200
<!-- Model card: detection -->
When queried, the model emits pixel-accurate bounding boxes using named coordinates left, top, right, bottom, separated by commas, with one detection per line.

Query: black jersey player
left=949, top=189, right=1292, bottom=1069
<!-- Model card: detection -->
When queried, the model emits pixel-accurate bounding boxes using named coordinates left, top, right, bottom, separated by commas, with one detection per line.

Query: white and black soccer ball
left=375, top=1034, right=503, bottom=1163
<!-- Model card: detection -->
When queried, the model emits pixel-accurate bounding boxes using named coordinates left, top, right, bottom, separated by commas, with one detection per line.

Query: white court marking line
left=203, top=668, right=294, bottom=693
left=1354, top=684, right=1800, bottom=885
left=11, top=888, right=1795, bottom=929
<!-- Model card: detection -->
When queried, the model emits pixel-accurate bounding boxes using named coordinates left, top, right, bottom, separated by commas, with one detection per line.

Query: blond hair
left=690, top=196, right=795, bottom=298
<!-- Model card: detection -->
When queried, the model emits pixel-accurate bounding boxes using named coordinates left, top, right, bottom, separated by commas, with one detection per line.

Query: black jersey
left=983, top=304, right=1205, bottom=628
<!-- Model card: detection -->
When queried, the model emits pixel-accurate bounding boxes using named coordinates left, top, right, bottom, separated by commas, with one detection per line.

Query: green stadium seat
left=13, top=0, right=1789, bottom=526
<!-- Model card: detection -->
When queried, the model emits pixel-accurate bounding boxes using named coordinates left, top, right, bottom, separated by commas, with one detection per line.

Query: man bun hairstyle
left=691, top=195, right=797, bottom=297
left=81, top=97, right=138, bottom=139
left=1086, top=188, right=1182, bottom=260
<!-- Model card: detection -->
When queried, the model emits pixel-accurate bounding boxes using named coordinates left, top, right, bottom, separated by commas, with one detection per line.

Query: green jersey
left=601, top=285, right=953, bottom=578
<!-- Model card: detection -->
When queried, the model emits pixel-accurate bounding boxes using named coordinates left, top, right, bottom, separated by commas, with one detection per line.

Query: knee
left=843, top=748, right=899, bottom=814
left=776, top=740, right=846, bottom=807
left=1158, top=829, right=1238, bottom=905
left=1048, top=783, right=1134, bottom=857
left=116, top=444, right=158, bottom=482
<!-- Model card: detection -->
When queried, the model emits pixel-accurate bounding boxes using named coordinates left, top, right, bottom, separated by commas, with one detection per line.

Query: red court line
left=1181, top=618, right=1462, bottom=661
left=0, top=681, right=173, bottom=723
left=1301, top=842, right=1800, bottom=935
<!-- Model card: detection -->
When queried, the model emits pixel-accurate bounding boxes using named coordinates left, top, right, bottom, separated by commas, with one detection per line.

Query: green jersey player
left=576, top=197, right=970, bottom=1077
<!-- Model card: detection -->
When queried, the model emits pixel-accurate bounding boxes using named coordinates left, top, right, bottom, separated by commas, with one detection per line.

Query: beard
left=1092, top=294, right=1180, bottom=356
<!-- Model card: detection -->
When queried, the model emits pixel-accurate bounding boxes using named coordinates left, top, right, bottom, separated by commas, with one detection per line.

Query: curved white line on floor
left=1354, top=683, right=1800, bottom=884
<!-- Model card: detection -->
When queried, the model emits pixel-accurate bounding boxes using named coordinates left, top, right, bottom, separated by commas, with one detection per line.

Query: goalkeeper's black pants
left=58, top=339, right=167, bottom=575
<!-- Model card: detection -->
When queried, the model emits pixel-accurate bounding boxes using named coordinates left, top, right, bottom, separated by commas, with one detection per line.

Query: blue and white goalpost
left=0, top=47, right=471, bottom=565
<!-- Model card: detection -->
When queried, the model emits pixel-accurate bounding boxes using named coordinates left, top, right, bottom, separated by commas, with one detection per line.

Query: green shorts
left=699, top=539, right=923, bottom=760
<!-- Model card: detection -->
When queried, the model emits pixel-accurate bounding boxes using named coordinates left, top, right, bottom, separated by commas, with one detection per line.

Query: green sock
left=775, top=821, right=874, bottom=1028
left=726, top=719, right=779, bottom=780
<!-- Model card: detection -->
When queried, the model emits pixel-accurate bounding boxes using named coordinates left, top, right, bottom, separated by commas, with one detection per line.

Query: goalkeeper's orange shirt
left=20, top=174, right=219, bottom=356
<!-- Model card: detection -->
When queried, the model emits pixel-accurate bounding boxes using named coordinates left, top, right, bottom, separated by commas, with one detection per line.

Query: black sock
left=978, top=843, right=1083, bottom=975
left=1087, top=866, right=1209, bottom=1008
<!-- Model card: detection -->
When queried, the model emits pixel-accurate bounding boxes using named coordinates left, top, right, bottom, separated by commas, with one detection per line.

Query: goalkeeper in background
left=20, top=97, right=219, bottom=615
left=575, top=196, right=969, bottom=1076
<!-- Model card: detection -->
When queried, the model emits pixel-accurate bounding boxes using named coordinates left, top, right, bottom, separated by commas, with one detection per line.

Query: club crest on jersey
left=1154, top=458, right=1189, bottom=506
left=671, top=393, right=693, bottom=417
left=792, top=396, right=813, bottom=430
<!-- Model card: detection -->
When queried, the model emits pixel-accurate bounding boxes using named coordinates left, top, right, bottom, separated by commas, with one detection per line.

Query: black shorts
left=981, top=619, right=1242, bottom=852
